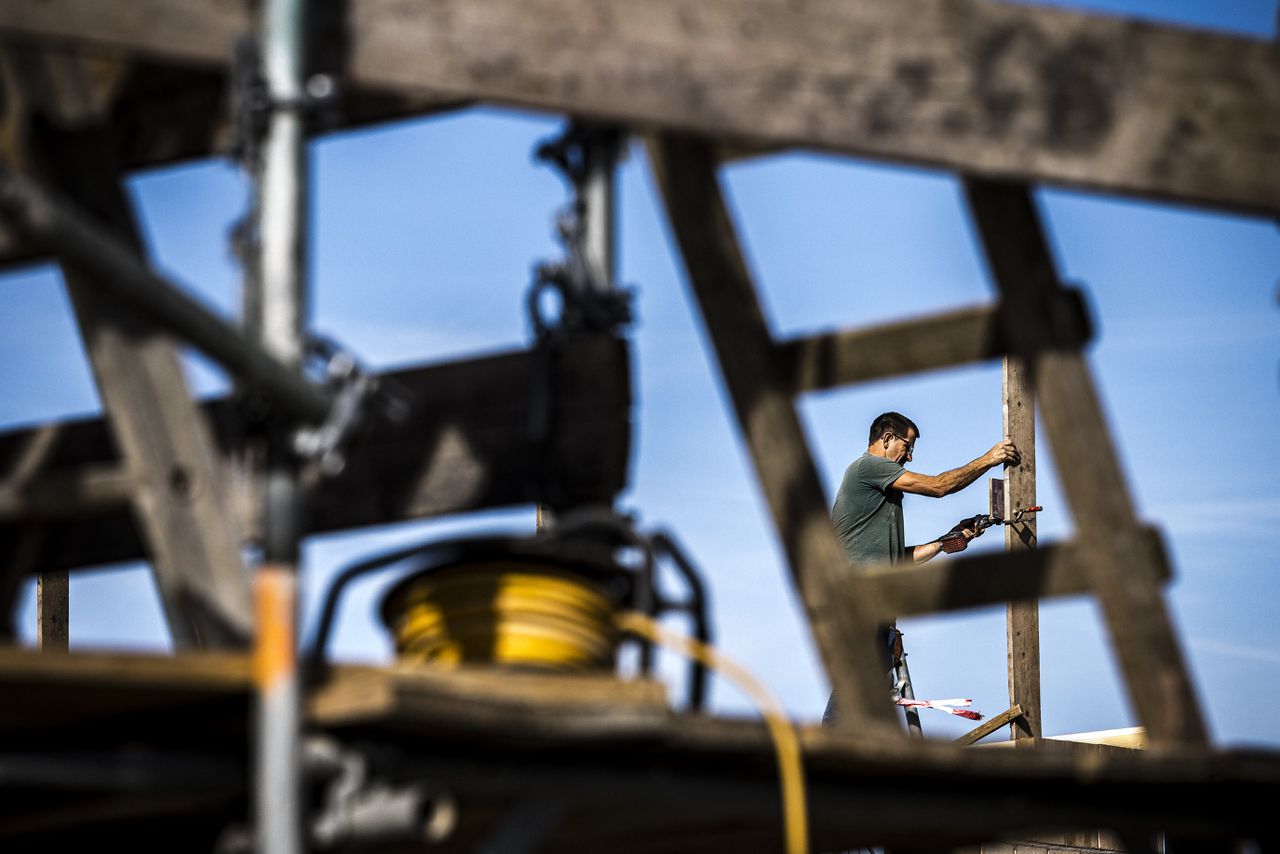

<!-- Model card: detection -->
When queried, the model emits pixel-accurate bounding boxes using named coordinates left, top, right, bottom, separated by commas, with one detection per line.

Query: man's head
left=867, top=411, right=919, bottom=464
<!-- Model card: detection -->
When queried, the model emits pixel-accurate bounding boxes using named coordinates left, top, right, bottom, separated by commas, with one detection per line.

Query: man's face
left=888, top=429, right=916, bottom=464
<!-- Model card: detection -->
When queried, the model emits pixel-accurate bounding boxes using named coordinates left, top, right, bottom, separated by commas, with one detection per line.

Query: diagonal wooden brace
left=647, top=132, right=899, bottom=735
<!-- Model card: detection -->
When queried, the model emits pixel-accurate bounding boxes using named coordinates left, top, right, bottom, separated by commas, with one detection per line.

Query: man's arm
left=894, top=440, right=1020, bottom=498
left=906, top=519, right=985, bottom=563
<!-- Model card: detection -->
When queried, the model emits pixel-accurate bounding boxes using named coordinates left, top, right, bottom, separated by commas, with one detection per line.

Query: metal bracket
left=527, top=122, right=633, bottom=339
left=228, top=35, right=341, bottom=170
left=292, top=336, right=408, bottom=477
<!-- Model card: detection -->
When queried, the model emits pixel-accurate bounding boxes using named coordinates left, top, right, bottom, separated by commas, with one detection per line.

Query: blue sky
left=3, top=0, right=1277, bottom=746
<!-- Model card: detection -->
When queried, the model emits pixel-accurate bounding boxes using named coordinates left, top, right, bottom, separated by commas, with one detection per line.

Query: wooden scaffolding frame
left=0, top=1, right=1277, bottom=850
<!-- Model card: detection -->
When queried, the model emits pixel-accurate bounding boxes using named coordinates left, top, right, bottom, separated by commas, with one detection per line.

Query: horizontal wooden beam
left=0, top=334, right=631, bottom=573
left=0, top=51, right=466, bottom=270
left=955, top=703, right=1024, bottom=747
left=778, top=290, right=1089, bottom=394
left=1, top=0, right=1277, bottom=216
left=848, top=526, right=1170, bottom=620
left=778, top=304, right=1004, bottom=393
left=0, top=464, right=133, bottom=524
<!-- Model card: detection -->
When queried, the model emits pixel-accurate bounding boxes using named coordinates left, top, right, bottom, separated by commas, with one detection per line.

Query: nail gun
left=938, top=505, right=1042, bottom=553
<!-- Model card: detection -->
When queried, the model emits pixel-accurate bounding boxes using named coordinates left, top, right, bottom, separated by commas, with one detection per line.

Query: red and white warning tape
left=896, top=697, right=983, bottom=721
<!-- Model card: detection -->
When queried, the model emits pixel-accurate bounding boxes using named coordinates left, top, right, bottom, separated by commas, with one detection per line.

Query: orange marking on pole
left=254, top=564, right=296, bottom=692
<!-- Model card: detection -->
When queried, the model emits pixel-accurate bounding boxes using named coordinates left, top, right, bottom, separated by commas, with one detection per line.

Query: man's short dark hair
left=869, top=411, right=920, bottom=445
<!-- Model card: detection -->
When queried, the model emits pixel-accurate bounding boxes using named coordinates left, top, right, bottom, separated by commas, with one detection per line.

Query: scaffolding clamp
left=228, top=35, right=342, bottom=169
left=292, top=337, right=408, bottom=477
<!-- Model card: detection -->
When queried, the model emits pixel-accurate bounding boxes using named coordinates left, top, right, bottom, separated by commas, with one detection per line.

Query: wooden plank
left=0, top=55, right=466, bottom=269
left=964, top=178, right=1209, bottom=748
left=778, top=291, right=1088, bottom=396
left=36, top=570, right=68, bottom=651
left=0, top=649, right=1276, bottom=849
left=646, top=132, right=898, bottom=736
left=0, top=464, right=133, bottom=524
left=955, top=703, right=1023, bottom=747
left=779, top=304, right=1006, bottom=393
left=1004, top=356, right=1041, bottom=741
left=0, top=334, right=632, bottom=573
left=1050, top=726, right=1146, bottom=750
left=849, top=526, right=1169, bottom=619
left=1, top=45, right=253, bottom=649
left=2, top=0, right=1277, bottom=215
left=311, top=664, right=669, bottom=735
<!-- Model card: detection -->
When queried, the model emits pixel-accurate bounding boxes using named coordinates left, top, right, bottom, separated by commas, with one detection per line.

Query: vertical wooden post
left=36, top=570, right=68, bottom=651
left=1003, top=357, right=1041, bottom=741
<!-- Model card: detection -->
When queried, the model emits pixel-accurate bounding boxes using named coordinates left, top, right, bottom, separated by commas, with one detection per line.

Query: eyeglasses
left=889, top=433, right=915, bottom=454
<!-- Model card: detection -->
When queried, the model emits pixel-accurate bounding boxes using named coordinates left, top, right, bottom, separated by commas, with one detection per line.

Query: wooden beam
left=849, top=526, right=1169, bottom=620
left=0, top=464, right=133, bottom=524
left=1, top=0, right=1277, bottom=215
left=36, top=570, right=68, bottom=651
left=0, top=334, right=632, bottom=573
left=955, top=703, right=1023, bottom=747
left=964, top=178, right=1209, bottom=748
left=646, top=132, right=899, bottom=736
left=0, top=54, right=467, bottom=270
left=1004, top=356, right=1041, bottom=741
left=1, top=44, right=254, bottom=649
left=779, top=304, right=1006, bottom=393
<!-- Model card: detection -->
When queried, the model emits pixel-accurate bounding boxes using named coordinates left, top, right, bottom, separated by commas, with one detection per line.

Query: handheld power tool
left=938, top=505, right=1042, bottom=553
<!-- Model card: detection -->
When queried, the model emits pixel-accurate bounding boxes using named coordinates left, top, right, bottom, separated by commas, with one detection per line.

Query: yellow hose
left=616, top=612, right=808, bottom=854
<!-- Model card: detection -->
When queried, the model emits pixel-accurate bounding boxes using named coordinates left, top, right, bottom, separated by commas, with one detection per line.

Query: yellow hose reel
left=380, top=561, right=624, bottom=672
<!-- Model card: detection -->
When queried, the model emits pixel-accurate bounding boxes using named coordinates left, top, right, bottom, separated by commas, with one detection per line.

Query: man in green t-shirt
left=824, top=411, right=1020, bottom=724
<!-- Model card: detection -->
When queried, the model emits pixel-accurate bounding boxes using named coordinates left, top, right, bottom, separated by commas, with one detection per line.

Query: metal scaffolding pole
left=253, top=0, right=308, bottom=852
left=580, top=129, right=619, bottom=292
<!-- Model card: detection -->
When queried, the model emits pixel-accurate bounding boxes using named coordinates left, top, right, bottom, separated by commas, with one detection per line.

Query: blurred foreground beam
left=648, top=132, right=899, bottom=736
left=849, top=526, right=1169, bottom=620
left=0, top=0, right=1276, bottom=216
left=0, top=334, right=631, bottom=574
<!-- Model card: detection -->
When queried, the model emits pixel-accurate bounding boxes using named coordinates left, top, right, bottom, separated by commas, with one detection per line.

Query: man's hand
left=984, top=439, right=1021, bottom=468
left=938, top=516, right=986, bottom=553
left=949, top=515, right=985, bottom=542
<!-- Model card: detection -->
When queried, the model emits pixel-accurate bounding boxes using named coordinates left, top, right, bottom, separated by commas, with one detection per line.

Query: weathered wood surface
left=779, top=304, right=1008, bottom=393
left=0, top=647, right=1275, bottom=851
left=850, top=526, right=1168, bottom=620
left=0, top=334, right=632, bottom=574
left=1, top=0, right=1276, bottom=216
left=646, top=133, right=898, bottom=736
left=955, top=703, right=1024, bottom=747
left=35, top=570, right=68, bottom=651
left=1, top=44, right=254, bottom=649
left=1004, top=355, right=1041, bottom=741
left=778, top=289, right=1090, bottom=395
left=965, top=178, right=1208, bottom=748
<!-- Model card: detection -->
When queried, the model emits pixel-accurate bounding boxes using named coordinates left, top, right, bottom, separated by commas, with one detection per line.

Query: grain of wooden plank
left=778, top=304, right=1008, bottom=393
left=955, top=703, right=1024, bottom=747
left=311, top=664, right=669, bottom=734
left=1, top=0, right=1276, bottom=214
left=35, top=570, right=68, bottom=651
left=1004, top=355, right=1041, bottom=740
left=647, top=132, right=899, bottom=736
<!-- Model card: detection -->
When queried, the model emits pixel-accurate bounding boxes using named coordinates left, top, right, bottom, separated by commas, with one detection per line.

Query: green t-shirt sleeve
left=860, top=454, right=905, bottom=492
